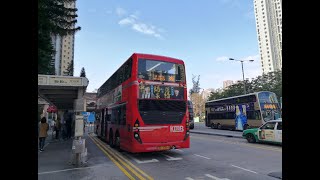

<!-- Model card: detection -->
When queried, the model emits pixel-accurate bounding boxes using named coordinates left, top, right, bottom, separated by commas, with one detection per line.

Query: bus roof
left=133, top=53, right=184, bottom=64
left=205, top=91, right=275, bottom=103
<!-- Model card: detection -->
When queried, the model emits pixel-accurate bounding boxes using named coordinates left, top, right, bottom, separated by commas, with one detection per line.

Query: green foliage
left=208, top=70, right=282, bottom=101
left=64, top=61, right=74, bottom=76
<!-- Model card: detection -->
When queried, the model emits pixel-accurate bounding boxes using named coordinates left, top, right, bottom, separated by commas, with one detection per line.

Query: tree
left=80, top=67, right=86, bottom=77
left=64, top=61, right=74, bottom=76
left=38, top=0, right=81, bottom=74
left=207, top=70, right=282, bottom=101
left=189, top=74, right=200, bottom=95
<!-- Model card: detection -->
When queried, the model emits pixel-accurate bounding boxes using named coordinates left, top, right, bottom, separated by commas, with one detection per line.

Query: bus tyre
left=217, top=123, right=222, bottom=129
left=210, top=123, right=215, bottom=129
left=243, top=124, right=249, bottom=130
left=246, top=134, right=256, bottom=143
left=109, top=132, right=115, bottom=148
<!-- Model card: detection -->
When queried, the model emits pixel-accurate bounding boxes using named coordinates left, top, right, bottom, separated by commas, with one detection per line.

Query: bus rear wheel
left=217, top=123, right=222, bottom=129
left=243, top=124, right=249, bottom=130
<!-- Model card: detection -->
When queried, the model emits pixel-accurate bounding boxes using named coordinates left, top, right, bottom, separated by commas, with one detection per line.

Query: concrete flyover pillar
left=72, top=87, right=87, bottom=167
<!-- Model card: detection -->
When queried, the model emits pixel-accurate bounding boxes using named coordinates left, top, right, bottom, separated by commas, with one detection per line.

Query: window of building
left=268, top=60, right=270, bottom=62
left=68, top=57, right=69, bottom=59
left=64, top=55, right=65, bottom=57
left=269, top=68, right=271, bottom=70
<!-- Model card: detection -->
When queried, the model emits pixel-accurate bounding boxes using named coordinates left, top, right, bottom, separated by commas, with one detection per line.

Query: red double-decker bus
left=94, top=53, right=190, bottom=153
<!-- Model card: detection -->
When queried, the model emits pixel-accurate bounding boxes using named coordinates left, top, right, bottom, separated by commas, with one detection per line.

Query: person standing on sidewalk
left=55, top=117, right=61, bottom=140
left=39, top=117, right=49, bottom=152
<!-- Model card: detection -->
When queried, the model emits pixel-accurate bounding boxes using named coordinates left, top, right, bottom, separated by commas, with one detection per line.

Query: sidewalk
left=190, top=122, right=243, bottom=138
left=38, top=128, right=128, bottom=180
left=190, top=129, right=243, bottom=138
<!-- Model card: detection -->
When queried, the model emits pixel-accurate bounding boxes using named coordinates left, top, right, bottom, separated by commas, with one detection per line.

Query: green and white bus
left=205, top=91, right=281, bottom=131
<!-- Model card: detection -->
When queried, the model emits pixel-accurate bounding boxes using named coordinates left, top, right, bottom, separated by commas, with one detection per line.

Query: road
left=90, top=132, right=282, bottom=180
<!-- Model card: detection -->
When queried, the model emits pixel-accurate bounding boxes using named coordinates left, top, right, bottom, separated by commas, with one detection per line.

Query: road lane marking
left=191, top=135, right=282, bottom=152
left=161, top=153, right=183, bottom=161
left=175, top=149, right=183, bottom=152
left=194, top=154, right=211, bottom=159
left=205, top=174, right=230, bottom=180
left=38, top=164, right=107, bottom=175
left=129, top=156, right=159, bottom=164
left=231, top=164, right=258, bottom=174
left=91, top=135, right=154, bottom=180
left=185, top=177, right=194, bottom=180
left=91, top=136, right=148, bottom=180
left=101, top=145, right=154, bottom=180
left=88, top=136, right=135, bottom=180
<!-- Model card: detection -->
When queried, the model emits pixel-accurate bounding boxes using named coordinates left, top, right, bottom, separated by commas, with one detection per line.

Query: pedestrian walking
left=39, top=117, right=49, bottom=152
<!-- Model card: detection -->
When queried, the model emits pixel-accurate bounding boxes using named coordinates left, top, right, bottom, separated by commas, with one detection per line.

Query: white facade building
left=254, top=0, right=282, bottom=74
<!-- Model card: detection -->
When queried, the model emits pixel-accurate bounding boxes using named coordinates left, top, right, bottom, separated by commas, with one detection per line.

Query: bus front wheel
left=210, top=123, right=215, bottom=129
left=217, top=123, right=222, bottom=129
left=243, top=124, right=249, bottom=130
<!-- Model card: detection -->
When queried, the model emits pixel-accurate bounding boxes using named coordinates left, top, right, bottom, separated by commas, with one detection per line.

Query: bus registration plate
left=158, top=146, right=170, bottom=150
left=170, top=126, right=184, bottom=132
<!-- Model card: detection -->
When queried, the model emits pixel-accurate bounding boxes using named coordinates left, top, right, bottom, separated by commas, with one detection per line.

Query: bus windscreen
left=258, top=92, right=281, bottom=121
left=138, top=59, right=185, bottom=83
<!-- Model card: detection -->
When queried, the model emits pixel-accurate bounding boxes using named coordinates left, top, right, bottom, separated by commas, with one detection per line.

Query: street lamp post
left=229, top=58, right=254, bottom=95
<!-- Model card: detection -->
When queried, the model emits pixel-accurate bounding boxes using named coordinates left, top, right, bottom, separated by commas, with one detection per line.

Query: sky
left=73, top=0, right=261, bottom=93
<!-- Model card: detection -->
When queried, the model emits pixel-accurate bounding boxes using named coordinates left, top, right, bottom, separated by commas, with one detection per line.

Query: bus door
left=258, top=121, right=276, bottom=142
left=118, top=104, right=128, bottom=148
left=101, top=109, right=105, bottom=139
left=104, top=108, right=111, bottom=142
left=96, top=111, right=102, bottom=136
